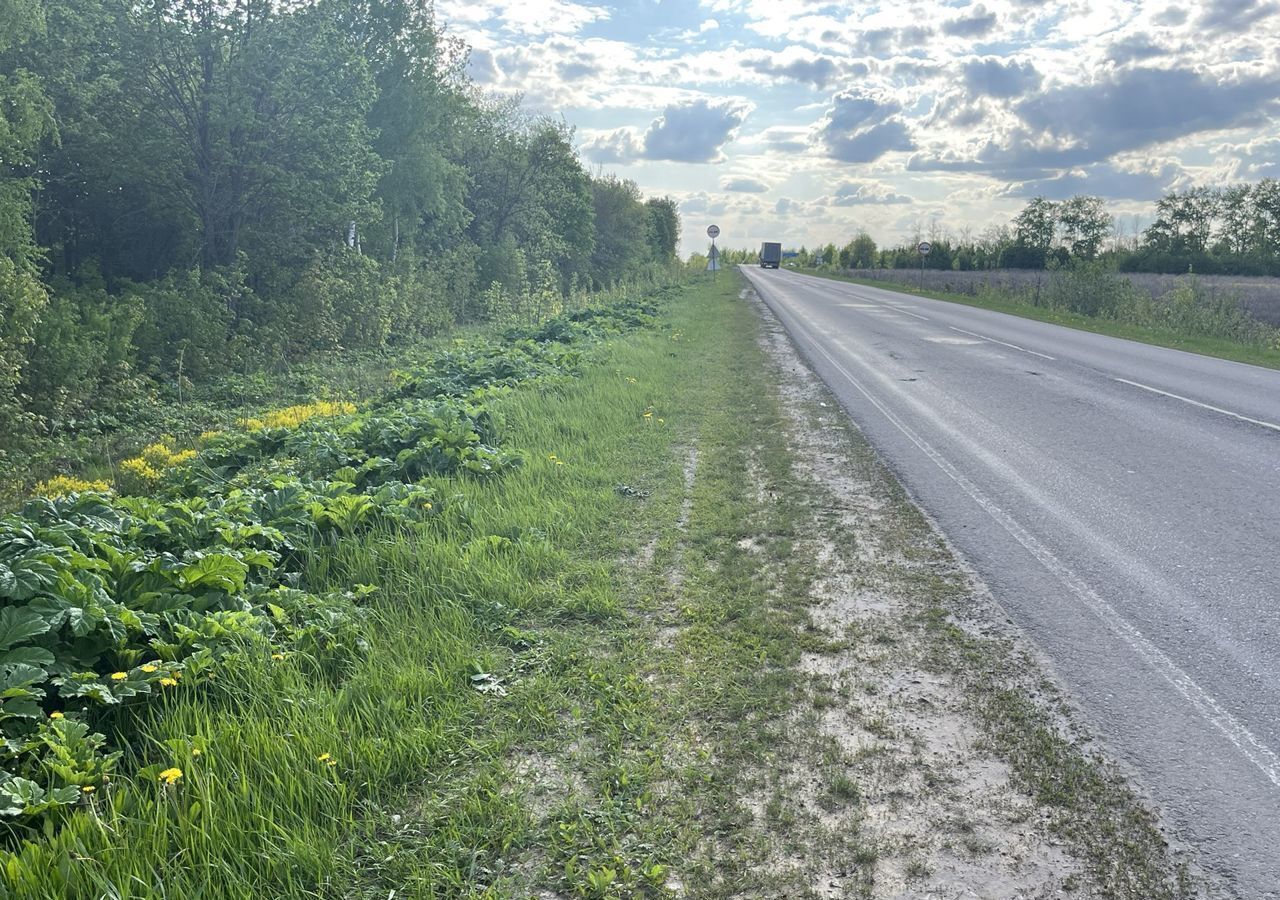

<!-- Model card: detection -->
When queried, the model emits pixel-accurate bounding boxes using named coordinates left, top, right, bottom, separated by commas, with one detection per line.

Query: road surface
left=741, top=267, right=1280, bottom=898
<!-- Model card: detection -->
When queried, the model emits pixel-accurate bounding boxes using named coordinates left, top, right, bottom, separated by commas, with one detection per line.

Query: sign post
left=706, top=224, right=721, bottom=281
left=916, top=240, right=931, bottom=292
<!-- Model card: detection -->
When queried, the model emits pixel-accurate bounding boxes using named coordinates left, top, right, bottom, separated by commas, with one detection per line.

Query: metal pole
left=919, top=252, right=924, bottom=292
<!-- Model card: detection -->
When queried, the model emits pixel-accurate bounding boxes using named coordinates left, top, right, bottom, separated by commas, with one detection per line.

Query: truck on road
left=760, top=242, right=782, bottom=268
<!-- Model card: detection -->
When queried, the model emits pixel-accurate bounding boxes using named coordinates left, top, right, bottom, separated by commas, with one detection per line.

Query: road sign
left=706, top=257, right=721, bottom=271
left=706, top=224, right=720, bottom=239
left=917, top=241, right=932, bottom=256
left=708, top=244, right=719, bottom=259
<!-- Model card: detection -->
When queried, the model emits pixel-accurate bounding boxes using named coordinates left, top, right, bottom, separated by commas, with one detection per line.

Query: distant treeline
left=724, top=180, right=1280, bottom=278
left=0, top=0, right=679, bottom=449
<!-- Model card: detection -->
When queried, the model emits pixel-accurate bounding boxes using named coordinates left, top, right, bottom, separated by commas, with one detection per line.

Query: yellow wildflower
left=141, top=664, right=158, bottom=673
left=81, top=785, right=96, bottom=794
left=49, top=711, right=64, bottom=720
left=121, top=458, right=163, bottom=481
left=191, top=748, right=202, bottom=758
left=33, top=475, right=111, bottom=498
left=159, top=677, right=178, bottom=687
left=158, top=767, right=183, bottom=785
left=238, top=401, right=357, bottom=431
left=110, top=672, right=128, bottom=681
left=643, top=412, right=653, bottom=419
left=316, top=752, right=331, bottom=762
left=271, top=653, right=285, bottom=661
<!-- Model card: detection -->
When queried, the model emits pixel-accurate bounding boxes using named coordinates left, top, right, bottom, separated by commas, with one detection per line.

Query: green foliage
left=0, top=290, right=662, bottom=831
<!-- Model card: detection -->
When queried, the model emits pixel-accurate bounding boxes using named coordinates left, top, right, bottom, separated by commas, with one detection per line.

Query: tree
left=588, top=175, right=647, bottom=287
left=1056, top=195, right=1110, bottom=260
left=849, top=231, right=876, bottom=268
left=644, top=196, right=680, bottom=262
left=121, top=0, right=382, bottom=273
left=1013, top=197, right=1057, bottom=253
left=0, top=0, right=55, bottom=436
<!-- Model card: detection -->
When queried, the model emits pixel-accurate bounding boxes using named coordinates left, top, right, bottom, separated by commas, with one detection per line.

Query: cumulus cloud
left=1216, top=136, right=1280, bottom=179
left=853, top=25, right=935, bottom=56
left=1107, top=34, right=1168, bottom=65
left=642, top=98, right=751, bottom=162
left=1197, top=0, right=1278, bottom=32
left=832, top=182, right=913, bottom=205
left=818, top=90, right=915, bottom=163
left=1003, top=161, right=1184, bottom=200
left=1015, top=66, right=1280, bottom=162
left=580, top=98, right=751, bottom=164
left=910, top=66, right=1280, bottom=179
left=742, top=53, right=845, bottom=87
left=962, top=57, right=1041, bottom=98
left=722, top=176, right=770, bottom=192
left=942, top=4, right=998, bottom=38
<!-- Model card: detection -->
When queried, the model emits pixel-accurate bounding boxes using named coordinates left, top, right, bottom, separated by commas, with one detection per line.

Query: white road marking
left=882, top=305, right=931, bottom=321
left=792, top=335, right=1280, bottom=791
left=948, top=326, right=1056, bottom=360
left=1113, top=378, right=1280, bottom=433
left=926, top=337, right=984, bottom=345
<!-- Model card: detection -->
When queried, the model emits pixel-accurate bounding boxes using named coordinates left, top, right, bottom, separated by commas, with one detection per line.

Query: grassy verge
left=798, top=267, right=1280, bottom=370
left=2, top=272, right=1198, bottom=898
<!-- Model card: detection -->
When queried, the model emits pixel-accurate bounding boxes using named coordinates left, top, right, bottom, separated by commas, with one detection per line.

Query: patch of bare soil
left=741, top=287, right=1099, bottom=899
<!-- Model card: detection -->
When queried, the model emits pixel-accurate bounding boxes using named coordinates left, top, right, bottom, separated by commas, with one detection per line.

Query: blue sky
left=435, top=0, right=1280, bottom=257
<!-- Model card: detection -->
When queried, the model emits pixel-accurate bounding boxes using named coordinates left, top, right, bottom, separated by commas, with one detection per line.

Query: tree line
left=0, top=0, right=680, bottom=449
left=762, top=179, right=1280, bottom=277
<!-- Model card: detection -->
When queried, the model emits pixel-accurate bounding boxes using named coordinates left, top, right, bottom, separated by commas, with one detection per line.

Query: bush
left=20, top=280, right=145, bottom=428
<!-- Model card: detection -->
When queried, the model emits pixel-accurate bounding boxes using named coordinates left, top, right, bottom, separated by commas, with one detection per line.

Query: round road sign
left=706, top=224, right=721, bottom=239
left=917, top=241, right=932, bottom=256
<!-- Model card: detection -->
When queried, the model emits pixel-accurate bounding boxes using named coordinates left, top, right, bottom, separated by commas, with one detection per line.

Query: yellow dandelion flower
left=643, top=412, right=653, bottom=419
left=271, top=653, right=285, bottom=661
left=555, top=460, right=564, bottom=466
left=158, top=767, right=183, bottom=785
left=110, top=672, right=128, bottom=681
left=141, top=664, right=158, bottom=673
left=81, top=785, right=96, bottom=794
left=316, top=752, right=332, bottom=762
left=191, top=748, right=202, bottom=758
left=159, top=677, right=178, bottom=687
left=49, top=711, right=64, bottom=720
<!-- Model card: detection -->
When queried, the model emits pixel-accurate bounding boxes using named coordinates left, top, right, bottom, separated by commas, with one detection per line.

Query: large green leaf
left=0, top=608, right=52, bottom=652
left=178, top=555, right=249, bottom=594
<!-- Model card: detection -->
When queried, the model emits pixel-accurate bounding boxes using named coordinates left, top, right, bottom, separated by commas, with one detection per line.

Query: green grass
left=799, top=267, right=1280, bottom=370
left=0, top=272, right=1197, bottom=898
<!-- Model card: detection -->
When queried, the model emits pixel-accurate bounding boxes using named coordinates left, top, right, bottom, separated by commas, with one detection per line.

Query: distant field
left=842, top=267, right=1280, bottom=326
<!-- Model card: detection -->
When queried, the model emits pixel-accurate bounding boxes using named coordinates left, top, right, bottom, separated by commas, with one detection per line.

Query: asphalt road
left=741, top=267, right=1280, bottom=898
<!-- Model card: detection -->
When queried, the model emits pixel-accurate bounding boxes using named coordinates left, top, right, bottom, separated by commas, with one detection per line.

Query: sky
left=434, top=0, right=1280, bottom=257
